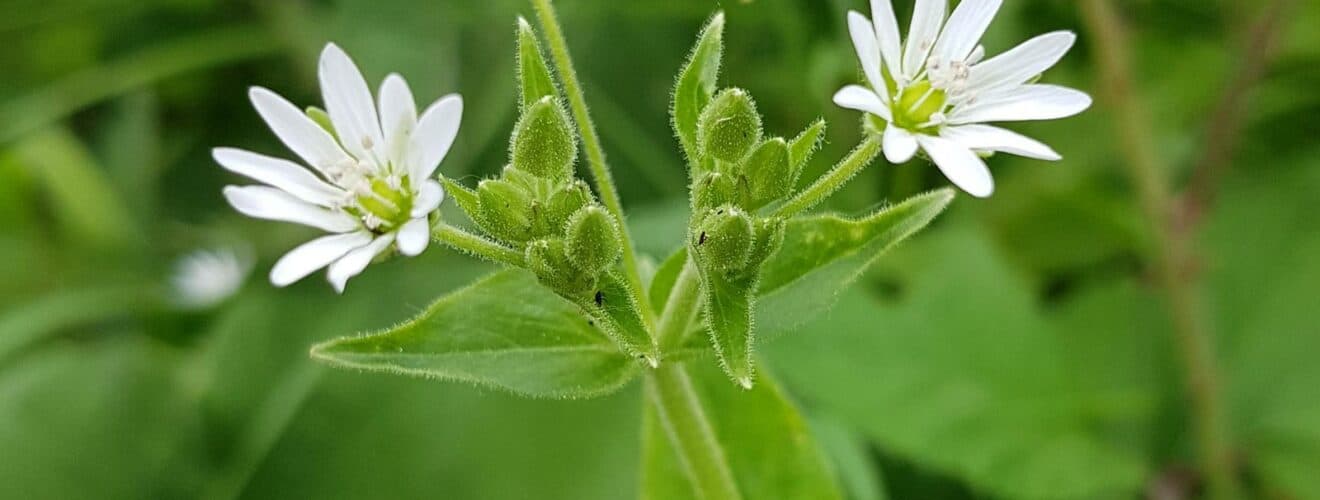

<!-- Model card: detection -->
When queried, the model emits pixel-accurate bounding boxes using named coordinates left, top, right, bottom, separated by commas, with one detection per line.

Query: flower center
left=891, top=79, right=948, bottom=133
left=351, top=175, right=413, bottom=232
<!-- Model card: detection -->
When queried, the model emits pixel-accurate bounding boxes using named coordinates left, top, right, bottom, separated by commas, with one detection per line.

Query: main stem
left=775, top=134, right=882, bottom=218
left=530, top=0, right=657, bottom=332
left=1080, top=2, right=1240, bottom=499
left=647, top=365, right=743, bottom=500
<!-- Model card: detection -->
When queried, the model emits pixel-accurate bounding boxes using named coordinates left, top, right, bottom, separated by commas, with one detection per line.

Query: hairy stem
left=656, top=257, right=702, bottom=350
left=775, top=134, right=882, bottom=218
left=646, top=365, right=744, bottom=500
left=432, top=223, right=524, bottom=267
left=530, top=0, right=657, bottom=332
left=1080, top=1, right=1240, bottom=499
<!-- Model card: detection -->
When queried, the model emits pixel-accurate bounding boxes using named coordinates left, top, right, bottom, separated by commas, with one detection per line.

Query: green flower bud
left=543, top=179, right=593, bottom=232
left=698, top=88, right=762, bottom=163
left=742, top=138, right=792, bottom=208
left=693, top=171, right=739, bottom=210
left=694, top=205, right=754, bottom=271
left=477, top=179, right=534, bottom=244
left=749, top=216, right=787, bottom=266
left=525, top=238, right=594, bottom=295
left=510, top=96, right=577, bottom=182
left=566, top=206, right=622, bottom=274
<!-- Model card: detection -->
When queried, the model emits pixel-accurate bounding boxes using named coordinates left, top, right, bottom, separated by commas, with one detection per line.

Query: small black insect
left=594, top=291, right=604, bottom=306
left=698, top=231, right=708, bottom=245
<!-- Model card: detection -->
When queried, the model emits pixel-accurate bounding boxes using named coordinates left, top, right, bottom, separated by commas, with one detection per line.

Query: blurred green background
left=1, top=0, right=1318, bottom=498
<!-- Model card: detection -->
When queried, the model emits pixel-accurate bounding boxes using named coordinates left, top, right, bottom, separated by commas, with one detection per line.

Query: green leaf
left=641, top=363, right=843, bottom=500
left=766, top=227, right=1151, bottom=499
left=788, top=118, right=826, bottom=170
left=672, top=12, right=725, bottom=167
left=694, top=258, right=757, bottom=388
left=442, top=177, right=480, bottom=220
left=756, top=188, right=954, bottom=338
left=310, top=269, right=639, bottom=399
left=579, top=271, right=660, bottom=366
left=11, top=128, right=141, bottom=250
left=516, top=17, right=559, bottom=108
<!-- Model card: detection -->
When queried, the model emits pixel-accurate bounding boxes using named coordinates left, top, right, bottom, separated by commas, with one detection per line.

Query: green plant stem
left=1079, top=2, right=1240, bottom=499
left=656, top=257, right=702, bottom=350
left=646, top=364, right=744, bottom=500
left=433, top=223, right=524, bottom=267
left=775, top=134, right=882, bottom=218
left=530, top=0, right=657, bottom=333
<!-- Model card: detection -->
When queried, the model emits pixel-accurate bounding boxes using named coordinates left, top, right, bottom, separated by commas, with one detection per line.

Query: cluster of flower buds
left=688, top=88, right=819, bottom=278
left=444, top=25, right=657, bottom=364
left=450, top=96, right=623, bottom=298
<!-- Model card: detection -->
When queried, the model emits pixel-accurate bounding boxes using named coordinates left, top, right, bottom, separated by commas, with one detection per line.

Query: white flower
left=172, top=248, right=253, bottom=309
left=834, top=0, right=1091, bottom=197
left=216, top=43, right=463, bottom=292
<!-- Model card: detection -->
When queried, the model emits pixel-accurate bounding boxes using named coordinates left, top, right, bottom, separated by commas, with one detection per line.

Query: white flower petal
left=213, top=148, right=346, bottom=206
left=932, top=0, right=1002, bottom=64
left=903, top=0, right=947, bottom=78
left=941, top=124, right=1061, bottom=160
left=411, top=179, right=445, bottom=218
left=248, top=87, right=351, bottom=173
left=847, top=11, right=886, bottom=100
left=396, top=217, right=430, bottom=257
left=327, top=233, right=395, bottom=293
left=269, top=231, right=372, bottom=287
left=968, top=31, right=1076, bottom=95
left=407, top=94, right=463, bottom=182
left=868, top=0, right=904, bottom=82
left=833, top=85, right=892, bottom=121
left=378, top=73, right=418, bottom=170
left=223, top=185, right=359, bottom=233
left=951, top=84, right=1092, bottom=124
left=319, top=43, right=385, bottom=166
left=883, top=126, right=919, bottom=163
left=916, top=134, right=995, bottom=197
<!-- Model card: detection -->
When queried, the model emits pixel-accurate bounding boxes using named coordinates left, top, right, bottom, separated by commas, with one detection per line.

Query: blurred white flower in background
left=172, top=248, right=253, bottom=309
left=834, top=0, right=1091, bottom=197
left=215, top=43, right=463, bottom=292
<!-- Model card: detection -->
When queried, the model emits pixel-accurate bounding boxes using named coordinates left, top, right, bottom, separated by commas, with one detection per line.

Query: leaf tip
left=736, top=376, right=754, bottom=390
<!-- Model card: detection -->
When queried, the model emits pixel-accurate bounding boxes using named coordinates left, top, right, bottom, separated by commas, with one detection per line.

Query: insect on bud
left=695, top=205, right=754, bottom=271
left=565, top=206, right=622, bottom=274
left=742, top=138, right=792, bottom=208
left=510, top=96, right=577, bottom=182
left=477, top=179, right=535, bottom=244
left=698, top=88, right=762, bottom=163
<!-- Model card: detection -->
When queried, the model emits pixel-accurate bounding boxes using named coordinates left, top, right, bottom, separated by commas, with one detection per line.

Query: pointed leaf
left=788, top=118, right=826, bottom=169
left=442, top=178, right=480, bottom=220
left=516, top=17, right=558, bottom=108
left=580, top=270, right=660, bottom=366
left=649, top=247, right=689, bottom=313
left=756, top=189, right=954, bottom=338
left=311, top=269, right=639, bottom=399
left=641, top=363, right=843, bottom=500
left=695, top=261, right=757, bottom=387
left=672, top=12, right=725, bottom=167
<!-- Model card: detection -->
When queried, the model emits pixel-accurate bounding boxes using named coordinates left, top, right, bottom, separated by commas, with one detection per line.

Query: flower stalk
left=432, top=223, right=524, bottom=267
left=775, top=134, right=882, bottom=218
